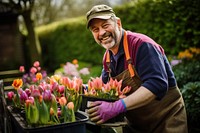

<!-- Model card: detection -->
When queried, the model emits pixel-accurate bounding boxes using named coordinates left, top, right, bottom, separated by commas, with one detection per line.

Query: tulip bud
left=7, top=91, right=14, bottom=100
left=42, top=89, right=52, bottom=102
left=20, top=91, right=28, bottom=104
left=31, top=89, right=40, bottom=98
left=59, top=97, right=67, bottom=106
left=58, top=85, right=65, bottom=94
left=25, top=88, right=31, bottom=97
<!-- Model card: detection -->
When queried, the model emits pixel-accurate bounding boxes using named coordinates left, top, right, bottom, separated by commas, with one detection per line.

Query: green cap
left=86, top=4, right=115, bottom=28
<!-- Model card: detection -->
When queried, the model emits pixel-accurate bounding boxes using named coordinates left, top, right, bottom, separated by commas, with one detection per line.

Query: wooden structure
left=0, top=3, right=26, bottom=71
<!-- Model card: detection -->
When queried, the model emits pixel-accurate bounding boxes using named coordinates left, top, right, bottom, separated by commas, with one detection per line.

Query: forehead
left=89, top=18, right=112, bottom=28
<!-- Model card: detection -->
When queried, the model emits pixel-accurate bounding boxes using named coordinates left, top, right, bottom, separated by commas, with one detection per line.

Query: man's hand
left=87, top=100, right=126, bottom=124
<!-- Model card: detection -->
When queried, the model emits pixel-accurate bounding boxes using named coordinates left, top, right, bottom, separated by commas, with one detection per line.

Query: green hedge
left=36, top=0, right=200, bottom=72
left=37, top=17, right=105, bottom=72
left=115, top=0, right=200, bottom=55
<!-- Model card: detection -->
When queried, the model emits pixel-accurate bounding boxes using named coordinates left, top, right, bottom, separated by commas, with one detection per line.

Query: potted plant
left=6, top=61, right=88, bottom=133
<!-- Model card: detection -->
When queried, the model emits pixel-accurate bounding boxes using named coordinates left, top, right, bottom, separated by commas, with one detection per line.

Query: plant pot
left=80, top=95, right=125, bottom=123
left=7, top=106, right=88, bottom=133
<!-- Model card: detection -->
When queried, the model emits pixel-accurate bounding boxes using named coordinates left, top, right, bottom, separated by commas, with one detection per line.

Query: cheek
left=93, top=33, right=100, bottom=42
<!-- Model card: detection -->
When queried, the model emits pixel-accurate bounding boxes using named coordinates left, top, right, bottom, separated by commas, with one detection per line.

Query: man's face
left=89, top=18, right=122, bottom=50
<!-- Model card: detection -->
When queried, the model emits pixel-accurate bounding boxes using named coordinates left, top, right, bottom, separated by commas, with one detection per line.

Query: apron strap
left=106, top=50, right=112, bottom=79
left=123, top=31, right=135, bottom=77
left=105, top=31, right=135, bottom=78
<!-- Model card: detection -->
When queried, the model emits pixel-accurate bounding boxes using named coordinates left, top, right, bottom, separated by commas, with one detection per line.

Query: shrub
left=181, top=81, right=200, bottom=132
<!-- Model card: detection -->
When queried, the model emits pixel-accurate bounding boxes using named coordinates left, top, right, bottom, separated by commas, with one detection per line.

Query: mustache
left=99, top=32, right=111, bottom=40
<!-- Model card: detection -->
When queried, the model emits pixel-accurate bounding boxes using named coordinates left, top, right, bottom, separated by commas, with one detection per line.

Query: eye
left=102, top=23, right=109, bottom=29
left=91, top=28, right=99, bottom=33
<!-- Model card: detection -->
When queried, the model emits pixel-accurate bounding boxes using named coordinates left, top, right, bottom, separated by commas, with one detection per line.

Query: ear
left=116, top=17, right=122, bottom=28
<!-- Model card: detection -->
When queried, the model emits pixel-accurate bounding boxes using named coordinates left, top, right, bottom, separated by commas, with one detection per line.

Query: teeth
left=102, top=36, right=109, bottom=40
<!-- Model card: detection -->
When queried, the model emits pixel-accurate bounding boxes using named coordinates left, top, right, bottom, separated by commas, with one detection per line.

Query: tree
left=1, top=0, right=42, bottom=65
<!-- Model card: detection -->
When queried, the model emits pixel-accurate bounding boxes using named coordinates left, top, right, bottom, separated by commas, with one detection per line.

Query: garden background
left=1, top=0, right=200, bottom=133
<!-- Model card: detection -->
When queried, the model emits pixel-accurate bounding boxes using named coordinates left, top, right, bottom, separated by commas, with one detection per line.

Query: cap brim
left=87, top=15, right=112, bottom=28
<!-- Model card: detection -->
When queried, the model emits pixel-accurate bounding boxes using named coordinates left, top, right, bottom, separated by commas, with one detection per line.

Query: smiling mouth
left=100, top=35, right=112, bottom=43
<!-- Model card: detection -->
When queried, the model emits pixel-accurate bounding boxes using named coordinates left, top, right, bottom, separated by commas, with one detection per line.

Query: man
left=86, top=4, right=188, bottom=133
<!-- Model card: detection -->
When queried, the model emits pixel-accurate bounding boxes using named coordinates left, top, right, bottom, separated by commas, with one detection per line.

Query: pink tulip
left=122, top=86, right=131, bottom=95
left=30, top=67, right=37, bottom=74
left=25, top=96, right=34, bottom=107
left=31, top=89, right=41, bottom=98
left=58, top=85, right=65, bottom=94
left=51, top=81, right=59, bottom=92
left=25, top=88, right=31, bottom=97
left=7, top=91, right=14, bottom=100
left=103, top=83, right=111, bottom=93
left=20, top=91, right=28, bottom=103
left=93, top=77, right=103, bottom=90
left=19, top=66, right=25, bottom=72
left=33, top=61, right=40, bottom=67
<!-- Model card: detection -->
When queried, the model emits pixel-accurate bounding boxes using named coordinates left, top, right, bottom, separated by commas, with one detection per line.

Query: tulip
left=36, top=72, right=42, bottom=81
left=19, top=66, right=25, bottom=72
left=33, top=61, right=40, bottom=68
left=7, top=91, right=14, bottom=100
left=67, top=102, right=75, bottom=122
left=58, top=85, right=65, bottom=94
left=72, top=59, right=78, bottom=65
left=30, top=67, right=37, bottom=74
left=31, top=89, right=40, bottom=99
left=20, top=91, right=28, bottom=104
left=50, top=107, right=54, bottom=116
left=59, top=97, right=67, bottom=106
left=121, top=86, right=131, bottom=95
left=51, top=81, right=59, bottom=92
left=25, top=88, right=31, bottom=97
left=25, top=97, right=34, bottom=108
left=42, top=89, right=52, bottom=102
left=12, top=79, right=23, bottom=90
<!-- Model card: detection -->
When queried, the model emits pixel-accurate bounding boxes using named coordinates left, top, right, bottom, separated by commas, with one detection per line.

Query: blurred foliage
left=173, top=47, right=200, bottom=88
left=115, top=0, right=200, bottom=55
left=36, top=0, right=200, bottom=73
left=172, top=47, right=200, bottom=132
left=181, top=82, right=200, bottom=132
left=173, top=60, right=200, bottom=88
left=37, top=17, right=105, bottom=72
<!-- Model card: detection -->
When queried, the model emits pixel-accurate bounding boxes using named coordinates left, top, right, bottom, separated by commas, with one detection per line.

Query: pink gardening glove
left=87, top=99, right=126, bottom=124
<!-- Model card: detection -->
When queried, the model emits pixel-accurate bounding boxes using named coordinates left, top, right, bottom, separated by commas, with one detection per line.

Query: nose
left=99, top=27, right=106, bottom=36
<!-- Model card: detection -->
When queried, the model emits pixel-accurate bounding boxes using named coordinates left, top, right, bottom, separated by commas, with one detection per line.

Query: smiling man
left=86, top=4, right=188, bottom=133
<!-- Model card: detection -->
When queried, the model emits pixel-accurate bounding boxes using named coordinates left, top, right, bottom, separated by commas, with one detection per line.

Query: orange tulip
left=36, top=73, right=42, bottom=80
left=12, top=79, right=23, bottom=90
left=67, top=102, right=74, bottom=110
left=59, top=97, right=67, bottom=106
left=72, top=59, right=78, bottom=65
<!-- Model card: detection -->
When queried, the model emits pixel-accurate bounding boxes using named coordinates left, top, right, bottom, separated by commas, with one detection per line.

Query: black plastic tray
left=7, top=106, right=88, bottom=133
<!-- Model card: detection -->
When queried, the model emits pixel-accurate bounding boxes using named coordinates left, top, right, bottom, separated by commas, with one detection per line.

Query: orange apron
left=106, top=31, right=188, bottom=133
